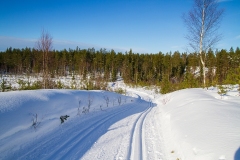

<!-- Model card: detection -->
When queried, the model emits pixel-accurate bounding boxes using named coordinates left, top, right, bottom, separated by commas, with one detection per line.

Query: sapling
left=77, top=100, right=81, bottom=115
left=117, top=96, right=122, bottom=106
left=104, top=95, right=110, bottom=107
left=87, top=94, right=93, bottom=110
left=218, top=85, right=227, bottom=99
left=112, top=99, right=115, bottom=106
left=82, top=94, right=93, bottom=114
left=31, top=113, right=40, bottom=131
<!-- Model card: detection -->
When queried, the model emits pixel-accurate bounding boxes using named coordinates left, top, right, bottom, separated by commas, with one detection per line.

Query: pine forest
left=0, top=47, right=240, bottom=93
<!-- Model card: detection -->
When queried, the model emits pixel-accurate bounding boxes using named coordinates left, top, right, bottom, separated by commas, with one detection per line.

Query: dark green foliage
left=216, top=49, right=229, bottom=84
left=0, top=78, right=7, bottom=92
left=0, top=47, right=240, bottom=93
left=224, top=67, right=240, bottom=85
left=17, top=79, right=47, bottom=90
left=114, top=88, right=126, bottom=95
left=160, top=74, right=171, bottom=94
left=56, top=80, right=64, bottom=89
left=217, top=85, right=227, bottom=99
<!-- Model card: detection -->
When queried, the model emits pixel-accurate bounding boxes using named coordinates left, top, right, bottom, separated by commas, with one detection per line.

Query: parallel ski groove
left=17, top=104, right=136, bottom=160
left=129, top=106, right=152, bottom=160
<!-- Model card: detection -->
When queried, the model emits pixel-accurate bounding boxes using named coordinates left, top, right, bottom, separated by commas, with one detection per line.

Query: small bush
left=57, top=80, right=64, bottom=89
left=31, top=113, right=40, bottom=131
left=77, top=100, right=81, bottom=115
left=60, top=115, right=70, bottom=123
left=0, top=78, right=11, bottom=92
left=117, top=96, right=122, bottom=106
left=82, top=106, right=90, bottom=114
left=18, top=79, right=42, bottom=90
left=218, top=85, right=227, bottom=99
left=104, top=95, right=110, bottom=107
left=115, top=88, right=126, bottom=95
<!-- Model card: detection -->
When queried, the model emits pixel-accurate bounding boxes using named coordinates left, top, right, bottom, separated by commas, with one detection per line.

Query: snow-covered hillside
left=0, top=85, right=239, bottom=160
left=157, top=88, right=240, bottom=160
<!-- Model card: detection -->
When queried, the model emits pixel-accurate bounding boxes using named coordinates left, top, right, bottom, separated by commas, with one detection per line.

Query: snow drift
left=158, top=88, right=240, bottom=160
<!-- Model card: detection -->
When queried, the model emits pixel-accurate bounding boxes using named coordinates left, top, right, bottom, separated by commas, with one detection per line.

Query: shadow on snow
left=8, top=97, right=156, bottom=159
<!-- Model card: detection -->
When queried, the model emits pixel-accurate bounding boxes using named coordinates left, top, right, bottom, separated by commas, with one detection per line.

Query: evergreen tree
left=160, top=74, right=171, bottom=94
left=216, top=49, right=229, bottom=84
left=206, top=49, right=216, bottom=86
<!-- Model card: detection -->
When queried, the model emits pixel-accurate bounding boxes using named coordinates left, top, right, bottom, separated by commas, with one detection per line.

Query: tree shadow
left=235, top=147, right=240, bottom=160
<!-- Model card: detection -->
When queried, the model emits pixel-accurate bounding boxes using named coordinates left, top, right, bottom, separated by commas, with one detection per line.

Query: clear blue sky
left=0, top=0, right=239, bottom=53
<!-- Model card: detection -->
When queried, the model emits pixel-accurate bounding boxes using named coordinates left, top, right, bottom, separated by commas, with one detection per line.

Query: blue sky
left=0, top=0, right=239, bottom=53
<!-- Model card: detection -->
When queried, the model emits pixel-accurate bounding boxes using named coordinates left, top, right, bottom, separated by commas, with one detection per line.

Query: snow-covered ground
left=0, top=81, right=240, bottom=160
left=158, top=87, right=240, bottom=160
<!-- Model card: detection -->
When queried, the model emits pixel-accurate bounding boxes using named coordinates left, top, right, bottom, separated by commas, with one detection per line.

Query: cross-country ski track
left=1, top=89, right=166, bottom=160
left=1, top=86, right=239, bottom=160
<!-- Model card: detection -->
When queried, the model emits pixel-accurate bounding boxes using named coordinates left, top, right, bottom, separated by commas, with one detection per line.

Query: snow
left=158, top=88, right=240, bottom=160
left=0, top=83, right=240, bottom=160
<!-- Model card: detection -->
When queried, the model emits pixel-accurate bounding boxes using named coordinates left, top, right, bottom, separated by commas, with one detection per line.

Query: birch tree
left=36, top=29, right=53, bottom=89
left=183, top=0, right=224, bottom=87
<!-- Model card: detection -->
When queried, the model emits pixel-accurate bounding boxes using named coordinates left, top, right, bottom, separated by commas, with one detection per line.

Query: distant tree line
left=0, top=47, right=239, bottom=93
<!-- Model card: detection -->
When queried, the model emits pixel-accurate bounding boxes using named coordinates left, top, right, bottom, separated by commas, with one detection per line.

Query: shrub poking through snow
left=0, top=78, right=11, bottom=92
left=60, top=115, right=70, bottom=123
left=112, top=99, right=115, bottom=106
left=82, top=106, right=90, bottom=114
left=77, top=100, right=81, bottom=115
left=31, top=113, right=40, bottom=130
left=104, top=95, right=110, bottom=107
left=115, top=88, right=126, bottom=95
left=82, top=94, right=93, bottom=114
left=0, top=78, right=6, bottom=92
left=117, top=96, right=122, bottom=106
left=218, top=85, right=227, bottom=99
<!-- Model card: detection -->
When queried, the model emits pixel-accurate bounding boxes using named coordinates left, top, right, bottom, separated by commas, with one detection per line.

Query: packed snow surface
left=0, top=84, right=240, bottom=160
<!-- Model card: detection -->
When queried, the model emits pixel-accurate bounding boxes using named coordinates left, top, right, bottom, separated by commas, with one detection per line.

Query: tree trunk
left=200, top=4, right=206, bottom=87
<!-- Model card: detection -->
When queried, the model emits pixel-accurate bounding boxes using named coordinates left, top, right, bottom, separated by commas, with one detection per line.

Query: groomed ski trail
left=129, top=105, right=152, bottom=160
left=5, top=90, right=166, bottom=160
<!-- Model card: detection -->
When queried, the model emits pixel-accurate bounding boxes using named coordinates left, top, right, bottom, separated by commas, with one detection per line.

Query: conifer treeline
left=0, top=47, right=239, bottom=92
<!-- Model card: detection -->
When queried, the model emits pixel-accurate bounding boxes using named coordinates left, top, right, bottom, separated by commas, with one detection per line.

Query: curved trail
left=7, top=90, right=165, bottom=160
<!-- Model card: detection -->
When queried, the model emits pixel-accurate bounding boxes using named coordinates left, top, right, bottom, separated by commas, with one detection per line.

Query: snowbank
left=158, top=88, right=240, bottom=160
